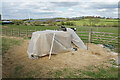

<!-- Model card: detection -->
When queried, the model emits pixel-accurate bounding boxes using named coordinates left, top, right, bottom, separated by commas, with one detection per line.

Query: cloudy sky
left=1, top=0, right=119, bottom=19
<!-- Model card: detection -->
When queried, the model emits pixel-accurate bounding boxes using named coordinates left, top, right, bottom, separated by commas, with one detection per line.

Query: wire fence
left=2, top=28, right=119, bottom=52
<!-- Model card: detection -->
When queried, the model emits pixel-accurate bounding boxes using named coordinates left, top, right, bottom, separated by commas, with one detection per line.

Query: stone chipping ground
left=2, top=38, right=118, bottom=78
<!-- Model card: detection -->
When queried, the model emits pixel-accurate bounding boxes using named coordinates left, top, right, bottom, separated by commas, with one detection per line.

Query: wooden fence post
left=11, top=28, right=13, bottom=36
left=88, top=28, right=92, bottom=43
left=26, top=29, right=28, bottom=37
left=5, top=28, right=7, bottom=35
left=18, top=28, right=20, bottom=37
left=35, top=28, right=37, bottom=32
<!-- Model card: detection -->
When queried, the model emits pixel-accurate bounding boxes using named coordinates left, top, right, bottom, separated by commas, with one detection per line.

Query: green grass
left=13, top=65, right=25, bottom=78
left=54, top=70, right=63, bottom=78
left=2, top=24, right=118, bottom=33
left=15, top=65, right=24, bottom=72
left=2, top=24, right=59, bottom=31
left=81, top=67, right=118, bottom=78
left=57, top=18, right=118, bottom=27
left=53, top=66, right=118, bottom=78
left=2, top=37, right=23, bottom=55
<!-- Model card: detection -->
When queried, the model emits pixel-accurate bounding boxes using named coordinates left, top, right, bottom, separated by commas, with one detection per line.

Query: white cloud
left=68, top=8, right=74, bottom=11
left=20, top=2, right=45, bottom=8
left=114, top=8, right=118, bottom=11
left=2, top=1, right=118, bottom=19
left=9, top=2, right=14, bottom=6
left=40, top=7, right=48, bottom=9
left=2, top=0, right=119, bottom=2
left=97, top=9, right=107, bottom=12
left=113, top=12, right=117, bottom=14
left=111, top=8, right=118, bottom=14
left=36, top=10, right=56, bottom=13
left=80, top=5, right=89, bottom=8
left=20, top=2, right=31, bottom=7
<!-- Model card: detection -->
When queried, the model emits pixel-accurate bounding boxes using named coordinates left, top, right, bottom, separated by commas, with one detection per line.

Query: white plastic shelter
left=27, top=28, right=87, bottom=59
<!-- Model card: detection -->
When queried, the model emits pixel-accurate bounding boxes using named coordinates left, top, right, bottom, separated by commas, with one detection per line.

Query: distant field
left=2, top=24, right=118, bottom=33
left=57, top=18, right=118, bottom=27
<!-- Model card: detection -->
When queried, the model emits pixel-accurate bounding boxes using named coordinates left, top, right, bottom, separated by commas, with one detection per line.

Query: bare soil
left=2, top=39, right=118, bottom=78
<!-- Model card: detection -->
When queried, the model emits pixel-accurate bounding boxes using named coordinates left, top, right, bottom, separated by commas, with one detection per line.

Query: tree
left=13, top=20, right=24, bottom=25
left=61, top=21, right=65, bottom=25
left=33, top=21, right=42, bottom=26
left=0, top=14, right=1, bottom=20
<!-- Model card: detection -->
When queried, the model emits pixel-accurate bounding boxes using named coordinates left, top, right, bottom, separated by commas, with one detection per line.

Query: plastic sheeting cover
left=27, top=28, right=87, bottom=58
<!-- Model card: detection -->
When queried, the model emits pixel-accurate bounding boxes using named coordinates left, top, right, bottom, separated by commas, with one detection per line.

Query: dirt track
left=2, top=39, right=117, bottom=78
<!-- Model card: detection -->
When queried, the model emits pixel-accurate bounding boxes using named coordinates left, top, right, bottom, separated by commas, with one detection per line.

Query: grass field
left=2, top=24, right=118, bottom=33
left=2, top=37, right=23, bottom=56
left=53, top=66, right=118, bottom=78
left=57, top=18, right=118, bottom=27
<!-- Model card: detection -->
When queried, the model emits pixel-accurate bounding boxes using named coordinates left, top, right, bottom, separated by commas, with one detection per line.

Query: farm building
left=25, top=19, right=63, bottom=23
left=55, top=19, right=63, bottom=22
left=2, top=21, right=14, bottom=24
left=25, top=19, right=48, bottom=23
